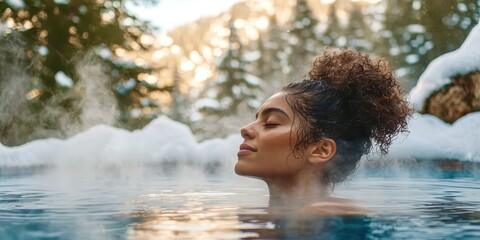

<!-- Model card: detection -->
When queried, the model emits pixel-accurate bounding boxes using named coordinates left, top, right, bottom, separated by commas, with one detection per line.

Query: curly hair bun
left=306, top=48, right=412, bottom=153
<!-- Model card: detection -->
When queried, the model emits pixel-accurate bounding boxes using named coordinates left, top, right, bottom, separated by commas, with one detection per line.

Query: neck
left=264, top=169, right=329, bottom=213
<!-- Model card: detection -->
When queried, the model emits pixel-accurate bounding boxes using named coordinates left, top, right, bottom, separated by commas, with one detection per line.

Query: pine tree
left=345, top=2, right=373, bottom=51
left=265, top=14, right=292, bottom=83
left=286, top=0, right=321, bottom=79
left=382, top=0, right=479, bottom=89
left=0, top=0, right=168, bottom=144
left=168, top=63, right=190, bottom=124
left=208, top=19, right=261, bottom=114
left=321, top=3, right=342, bottom=47
left=254, top=33, right=271, bottom=81
left=251, top=14, right=288, bottom=95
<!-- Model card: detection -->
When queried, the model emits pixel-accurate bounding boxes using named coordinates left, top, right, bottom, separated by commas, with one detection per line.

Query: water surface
left=0, top=166, right=479, bottom=239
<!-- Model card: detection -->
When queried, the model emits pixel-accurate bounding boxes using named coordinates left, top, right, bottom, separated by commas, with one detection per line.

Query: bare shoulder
left=301, top=199, right=371, bottom=216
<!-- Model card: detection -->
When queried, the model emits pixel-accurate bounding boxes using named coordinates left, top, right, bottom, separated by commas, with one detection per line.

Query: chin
left=234, top=162, right=245, bottom=176
left=234, top=161, right=254, bottom=176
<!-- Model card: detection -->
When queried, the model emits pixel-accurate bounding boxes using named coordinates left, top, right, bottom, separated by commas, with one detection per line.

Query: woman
left=235, top=48, right=412, bottom=215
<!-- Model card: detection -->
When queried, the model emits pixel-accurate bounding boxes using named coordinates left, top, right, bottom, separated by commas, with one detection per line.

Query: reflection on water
left=0, top=167, right=480, bottom=239
left=127, top=206, right=378, bottom=239
left=127, top=207, right=259, bottom=239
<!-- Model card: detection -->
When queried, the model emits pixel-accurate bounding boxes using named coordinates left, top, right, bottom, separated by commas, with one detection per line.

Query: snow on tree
left=286, top=0, right=321, bottom=77
left=204, top=19, right=262, bottom=115
left=381, top=0, right=479, bottom=89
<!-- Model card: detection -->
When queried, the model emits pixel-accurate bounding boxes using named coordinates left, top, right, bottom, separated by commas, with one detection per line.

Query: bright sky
left=127, top=0, right=244, bottom=32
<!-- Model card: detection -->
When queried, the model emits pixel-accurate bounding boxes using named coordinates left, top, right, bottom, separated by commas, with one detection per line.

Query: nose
left=240, top=122, right=256, bottom=139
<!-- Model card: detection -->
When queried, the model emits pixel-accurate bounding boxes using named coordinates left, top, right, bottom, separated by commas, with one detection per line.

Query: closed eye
left=263, top=123, right=279, bottom=128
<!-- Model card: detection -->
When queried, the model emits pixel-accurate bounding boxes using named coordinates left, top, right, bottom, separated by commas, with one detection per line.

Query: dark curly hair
left=283, top=48, right=412, bottom=186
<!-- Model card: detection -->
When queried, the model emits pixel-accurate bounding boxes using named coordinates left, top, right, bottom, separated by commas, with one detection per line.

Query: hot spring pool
left=0, top=166, right=479, bottom=240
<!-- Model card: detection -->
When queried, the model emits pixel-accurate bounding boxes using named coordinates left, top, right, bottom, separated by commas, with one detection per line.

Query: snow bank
left=393, top=21, right=480, bottom=162
left=388, top=112, right=480, bottom=162
left=2, top=111, right=480, bottom=172
left=1, top=118, right=478, bottom=171
left=409, top=23, right=480, bottom=111
left=0, top=116, right=242, bottom=169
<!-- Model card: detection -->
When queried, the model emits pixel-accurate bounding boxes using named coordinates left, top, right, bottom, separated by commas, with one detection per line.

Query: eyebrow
left=255, top=107, right=290, bottom=119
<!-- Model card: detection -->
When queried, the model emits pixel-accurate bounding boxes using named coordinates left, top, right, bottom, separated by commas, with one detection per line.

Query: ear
left=307, top=139, right=336, bottom=164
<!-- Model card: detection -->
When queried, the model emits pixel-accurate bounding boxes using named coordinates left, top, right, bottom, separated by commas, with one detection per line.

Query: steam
left=40, top=51, right=120, bottom=139
left=0, top=34, right=30, bottom=143
left=0, top=37, right=240, bottom=178
left=68, top=52, right=119, bottom=136
left=0, top=40, right=119, bottom=145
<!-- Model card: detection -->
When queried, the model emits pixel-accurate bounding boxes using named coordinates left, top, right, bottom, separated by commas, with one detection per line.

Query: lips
left=237, top=143, right=257, bottom=156
left=240, top=143, right=257, bottom=151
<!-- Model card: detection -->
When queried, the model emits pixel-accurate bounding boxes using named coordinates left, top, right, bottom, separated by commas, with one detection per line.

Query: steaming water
left=1, top=168, right=479, bottom=239
left=1, top=118, right=480, bottom=239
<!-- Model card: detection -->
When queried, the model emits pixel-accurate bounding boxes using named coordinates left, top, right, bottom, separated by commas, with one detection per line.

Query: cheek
left=261, top=130, right=304, bottom=173
left=263, top=129, right=296, bottom=162
left=262, top=129, right=296, bottom=155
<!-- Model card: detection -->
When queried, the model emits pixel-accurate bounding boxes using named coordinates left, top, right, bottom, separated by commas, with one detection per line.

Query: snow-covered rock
left=410, top=23, right=480, bottom=111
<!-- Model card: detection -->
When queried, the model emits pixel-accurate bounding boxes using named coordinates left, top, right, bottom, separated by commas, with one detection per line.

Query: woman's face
left=235, top=92, right=307, bottom=178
